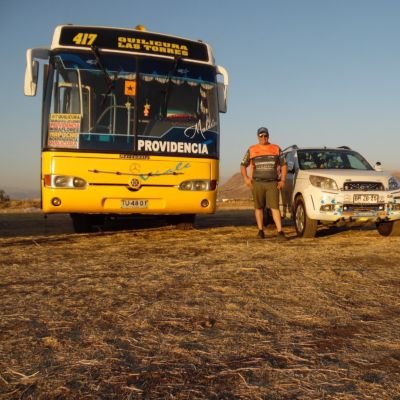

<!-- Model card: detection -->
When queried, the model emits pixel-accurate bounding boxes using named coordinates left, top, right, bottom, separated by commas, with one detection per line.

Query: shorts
left=252, top=180, right=279, bottom=209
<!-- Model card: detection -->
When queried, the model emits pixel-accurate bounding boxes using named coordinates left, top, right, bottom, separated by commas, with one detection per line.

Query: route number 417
left=73, top=33, right=98, bottom=46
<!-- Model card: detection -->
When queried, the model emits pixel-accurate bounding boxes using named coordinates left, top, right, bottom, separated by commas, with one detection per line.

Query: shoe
left=257, top=230, right=265, bottom=239
left=276, top=231, right=288, bottom=240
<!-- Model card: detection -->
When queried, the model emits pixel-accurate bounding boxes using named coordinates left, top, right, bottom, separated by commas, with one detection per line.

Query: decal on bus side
left=137, top=140, right=209, bottom=155
left=139, top=162, right=191, bottom=181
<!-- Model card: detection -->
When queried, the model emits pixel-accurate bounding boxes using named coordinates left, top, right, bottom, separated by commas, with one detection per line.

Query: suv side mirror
left=374, top=162, right=383, bottom=172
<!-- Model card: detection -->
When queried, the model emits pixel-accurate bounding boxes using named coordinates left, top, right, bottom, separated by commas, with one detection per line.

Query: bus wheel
left=376, top=220, right=400, bottom=237
left=178, top=214, right=196, bottom=230
left=70, top=213, right=104, bottom=233
left=168, top=214, right=195, bottom=230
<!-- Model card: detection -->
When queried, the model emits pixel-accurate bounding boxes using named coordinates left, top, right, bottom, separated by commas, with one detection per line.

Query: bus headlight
left=179, top=180, right=217, bottom=191
left=44, top=174, right=87, bottom=189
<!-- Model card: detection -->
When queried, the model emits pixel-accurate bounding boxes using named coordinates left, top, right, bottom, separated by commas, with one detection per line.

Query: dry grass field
left=1, top=207, right=400, bottom=399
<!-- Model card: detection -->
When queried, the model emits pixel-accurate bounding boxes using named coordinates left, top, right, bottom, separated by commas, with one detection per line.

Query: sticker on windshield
left=125, top=80, right=136, bottom=96
left=48, top=113, right=80, bottom=149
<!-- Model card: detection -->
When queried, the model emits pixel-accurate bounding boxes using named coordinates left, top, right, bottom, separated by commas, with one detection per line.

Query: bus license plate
left=353, top=194, right=379, bottom=204
left=121, top=199, right=149, bottom=209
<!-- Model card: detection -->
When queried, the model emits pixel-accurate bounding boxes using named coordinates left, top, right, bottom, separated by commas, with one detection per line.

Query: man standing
left=240, top=127, right=288, bottom=239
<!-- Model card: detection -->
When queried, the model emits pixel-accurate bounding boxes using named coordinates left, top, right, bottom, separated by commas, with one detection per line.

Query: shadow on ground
left=0, top=209, right=259, bottom=238
left=0, top=208, right=375, bottom=239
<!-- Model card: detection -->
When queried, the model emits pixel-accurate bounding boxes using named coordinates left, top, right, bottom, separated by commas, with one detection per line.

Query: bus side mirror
left=216, top=65, right=228, bottom=113
left=24, top=48, right=50, bottom=96
left=24, top=59, right=39, bottom=96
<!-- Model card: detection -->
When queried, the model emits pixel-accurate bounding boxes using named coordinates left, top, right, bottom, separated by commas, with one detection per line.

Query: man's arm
left=240, top=150, right=252, bottom=187
left=241, top=164, right=253, bottom=187
left=277, top=161, right=288, bottom=190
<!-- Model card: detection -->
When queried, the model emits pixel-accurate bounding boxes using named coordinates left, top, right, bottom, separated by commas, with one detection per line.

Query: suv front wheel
left=376, top=220, right=400, bottom=237
left=294, top=195, right=318, bottom=238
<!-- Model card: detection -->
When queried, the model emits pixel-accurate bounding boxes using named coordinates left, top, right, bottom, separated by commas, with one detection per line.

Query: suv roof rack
left=337, top=146, right=351, bottom=150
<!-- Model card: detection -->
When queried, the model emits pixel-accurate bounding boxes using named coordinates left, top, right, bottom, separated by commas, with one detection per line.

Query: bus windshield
left=43, top=50, right=219, bottom=153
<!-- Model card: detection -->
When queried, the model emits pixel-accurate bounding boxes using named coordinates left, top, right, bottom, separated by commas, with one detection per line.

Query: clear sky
left=1, top=0, right=399, bottom=196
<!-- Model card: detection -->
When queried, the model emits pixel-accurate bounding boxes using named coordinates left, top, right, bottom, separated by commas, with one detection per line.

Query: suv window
left=347, top=153, right=370, bottom=169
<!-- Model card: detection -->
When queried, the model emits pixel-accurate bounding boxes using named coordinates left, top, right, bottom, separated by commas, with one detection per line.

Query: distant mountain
left=3, top=188, right=40, bottom=200
left=217, top=173, right=252, bottom=200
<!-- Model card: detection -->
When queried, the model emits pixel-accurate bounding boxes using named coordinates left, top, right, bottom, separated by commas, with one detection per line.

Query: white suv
left=281, top=145, right=400, bottom=237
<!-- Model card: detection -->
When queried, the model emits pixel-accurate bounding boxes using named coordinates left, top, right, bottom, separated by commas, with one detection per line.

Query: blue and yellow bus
left=24, top=24, right=228, bottom=232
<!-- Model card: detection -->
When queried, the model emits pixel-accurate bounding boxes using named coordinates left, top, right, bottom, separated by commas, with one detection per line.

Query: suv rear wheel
left=294, top=195, right=318, bottom=238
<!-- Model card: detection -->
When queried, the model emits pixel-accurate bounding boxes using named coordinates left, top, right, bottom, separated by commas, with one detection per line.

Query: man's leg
left=270, top=208, right=282, bottom=232
left=252, top=182, right=265, bottom=233
left=255, top=208, right=264, bottom=230
left=265, top=182, right=285, bottom=235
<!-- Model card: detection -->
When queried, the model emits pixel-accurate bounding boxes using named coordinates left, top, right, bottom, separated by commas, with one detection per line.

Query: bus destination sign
left=58, top=26, right=209, bottom=62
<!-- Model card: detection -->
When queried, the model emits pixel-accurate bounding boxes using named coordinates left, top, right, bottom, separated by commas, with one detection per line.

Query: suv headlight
left=389, top=176, right=400, bottom=190
left=309, top=175, right=339, bottom=190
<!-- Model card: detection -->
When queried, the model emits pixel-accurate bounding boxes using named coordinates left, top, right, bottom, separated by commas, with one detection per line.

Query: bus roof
left=51, top=25, right=214, bottom=64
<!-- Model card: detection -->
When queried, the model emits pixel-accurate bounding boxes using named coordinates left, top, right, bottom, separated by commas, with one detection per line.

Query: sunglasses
left=258, top=134, right=268, bottom=138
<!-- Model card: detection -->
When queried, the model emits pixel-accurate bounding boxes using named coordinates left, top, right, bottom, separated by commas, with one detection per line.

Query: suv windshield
left=297, top=149, right=373, bottom=170
left=43, top=51, right=219, bottom=152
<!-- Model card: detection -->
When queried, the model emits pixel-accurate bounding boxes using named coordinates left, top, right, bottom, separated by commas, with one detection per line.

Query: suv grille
left=343, top=204, right=383, bottom=212
left=343, top=181, right=384, bottom=191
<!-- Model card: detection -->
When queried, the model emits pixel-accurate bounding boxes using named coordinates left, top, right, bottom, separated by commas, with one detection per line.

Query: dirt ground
left=1, top=209, right=400, bottom=399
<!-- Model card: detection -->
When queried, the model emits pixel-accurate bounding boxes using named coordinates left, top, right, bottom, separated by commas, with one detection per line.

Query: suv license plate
left=121, top=199, right=149, bottom=209
left=353, top=194, right=379, bottom=204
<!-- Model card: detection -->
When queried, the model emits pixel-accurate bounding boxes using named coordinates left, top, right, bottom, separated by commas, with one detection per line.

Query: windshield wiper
left=91, top=46, right=113, bottom=84
left=91, top=46, right=119, bottom=106
left=161, top=57, right=181, bottom=118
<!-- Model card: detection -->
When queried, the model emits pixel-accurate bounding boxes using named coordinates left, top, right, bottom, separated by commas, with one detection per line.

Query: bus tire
left=70, top=213, right=104, bottom=233
left=173, top=214, right=196, bottom=230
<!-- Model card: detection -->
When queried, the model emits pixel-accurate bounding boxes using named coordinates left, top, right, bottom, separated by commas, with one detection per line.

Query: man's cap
left=257, top=127, right=269, bottom=136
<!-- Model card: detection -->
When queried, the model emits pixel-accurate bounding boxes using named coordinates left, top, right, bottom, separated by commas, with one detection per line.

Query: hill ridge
left=218, top=173, right=251, bottom=200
